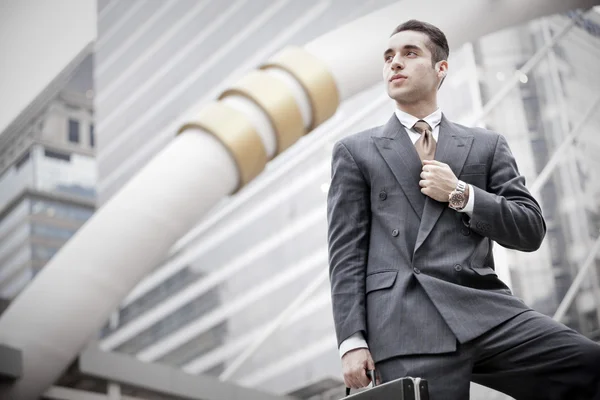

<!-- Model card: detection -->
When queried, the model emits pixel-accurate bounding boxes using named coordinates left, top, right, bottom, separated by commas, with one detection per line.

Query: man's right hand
left=342, top=348, right=377, bottom=389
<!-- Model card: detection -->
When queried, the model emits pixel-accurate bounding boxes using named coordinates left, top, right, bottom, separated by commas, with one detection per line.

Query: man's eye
left=407, top=51, right=417, bottom=56
left=385, top=55, right=393, bottom=62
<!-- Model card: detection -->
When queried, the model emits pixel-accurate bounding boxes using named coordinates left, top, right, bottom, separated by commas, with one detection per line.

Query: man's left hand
left=419, top=160, right=457, bottom=202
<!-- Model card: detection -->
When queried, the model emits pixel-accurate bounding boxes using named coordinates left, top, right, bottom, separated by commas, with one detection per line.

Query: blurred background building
left=0, top=54, right=96, bottom=305
left=0, top=1, right=599, bottom=399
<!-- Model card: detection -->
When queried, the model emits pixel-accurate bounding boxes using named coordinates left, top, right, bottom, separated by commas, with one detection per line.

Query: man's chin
left=388, top=90, right=411, bottom=104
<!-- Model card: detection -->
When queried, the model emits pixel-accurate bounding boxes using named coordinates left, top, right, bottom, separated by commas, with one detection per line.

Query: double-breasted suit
left=327, top=113, right=546, bottom=363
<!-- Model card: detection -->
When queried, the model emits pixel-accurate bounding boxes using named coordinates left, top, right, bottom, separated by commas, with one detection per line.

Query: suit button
left=454, top=264, right=462, bottom=271
left=461, top=228, right=470, bottom=236
left=379, top=191, right=387, bottom=200
left=413, top=268, right=421, bottom=274
left=392, top=229, right=399, bottom=237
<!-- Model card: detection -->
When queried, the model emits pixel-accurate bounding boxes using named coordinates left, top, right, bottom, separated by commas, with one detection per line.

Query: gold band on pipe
left=219, top=70, right=305, bottom=156
left=177, top=102, right=267, bottom=192
left=261, top=46, right=340, bottom=130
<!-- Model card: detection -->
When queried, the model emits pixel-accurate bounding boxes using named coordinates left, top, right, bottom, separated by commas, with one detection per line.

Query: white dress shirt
left=338, top=108, right=475, bottom=358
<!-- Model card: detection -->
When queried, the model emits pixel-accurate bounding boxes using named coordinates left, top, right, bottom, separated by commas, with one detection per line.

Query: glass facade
left=0, top=194, right=95, bottom=300
left=95, top=3, right=600, bottom=399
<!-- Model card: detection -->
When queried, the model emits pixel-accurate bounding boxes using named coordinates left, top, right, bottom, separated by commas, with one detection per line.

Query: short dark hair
left=390, top=19, right=449, bottom=66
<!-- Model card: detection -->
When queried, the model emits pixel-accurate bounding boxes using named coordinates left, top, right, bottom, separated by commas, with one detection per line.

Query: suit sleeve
left=469, top=134, right=546, bottom=252
left=327, top=141, right=371, bottom=347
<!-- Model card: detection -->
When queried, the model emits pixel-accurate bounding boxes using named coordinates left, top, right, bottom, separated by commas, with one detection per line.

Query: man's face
left=382, top=30, right=446, bottom=104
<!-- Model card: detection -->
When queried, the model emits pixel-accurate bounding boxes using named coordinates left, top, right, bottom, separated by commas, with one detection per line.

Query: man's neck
left=395, top=99, right=438, bottom=119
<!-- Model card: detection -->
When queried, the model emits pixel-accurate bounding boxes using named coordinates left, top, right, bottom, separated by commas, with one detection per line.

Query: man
left=327, top=19, right=600, bottom=400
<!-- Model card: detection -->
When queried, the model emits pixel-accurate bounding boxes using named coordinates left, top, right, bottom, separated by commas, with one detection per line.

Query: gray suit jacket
left=327, top=113, right=546, bottom=363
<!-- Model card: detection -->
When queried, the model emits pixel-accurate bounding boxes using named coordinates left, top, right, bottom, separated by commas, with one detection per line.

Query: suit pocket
left=461, top=163, right=486, bottom=175
left=471, top=266, right=497, bottom=276
left=366, top=270, right=397, bottom=293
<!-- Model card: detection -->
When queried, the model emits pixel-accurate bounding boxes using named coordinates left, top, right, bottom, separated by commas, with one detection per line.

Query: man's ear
left=436, top=60, right=449, bottom=78
left=436, top=60, right=449, bottom=89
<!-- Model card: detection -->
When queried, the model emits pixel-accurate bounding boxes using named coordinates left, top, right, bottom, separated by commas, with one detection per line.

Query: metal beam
left=220, top=269, right=329, bottom=380
left=530, top=95, right=600, bottom=196
left=44, top=386, right=143, bottom=400
left=78, top=347, right=296, bottom=400
left=553, top=233, right=600, bottom=322
left=471, top=15, right=577, bottom=126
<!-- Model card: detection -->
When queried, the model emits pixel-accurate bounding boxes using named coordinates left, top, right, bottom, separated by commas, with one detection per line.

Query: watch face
left=450, top=193, right=466, bottom=208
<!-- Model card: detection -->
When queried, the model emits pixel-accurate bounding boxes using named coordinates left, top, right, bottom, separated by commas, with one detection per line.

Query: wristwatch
left=448, top=180, right=468, bottom=211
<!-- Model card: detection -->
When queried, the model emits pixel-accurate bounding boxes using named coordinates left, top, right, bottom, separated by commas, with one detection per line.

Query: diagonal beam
left=530, top=95, right=600, bottom=196
left=219, top=270, right=329, bottom=380
left=470, top=16, right=577, bottom=126
left=553, top=233, right=600, bottom=322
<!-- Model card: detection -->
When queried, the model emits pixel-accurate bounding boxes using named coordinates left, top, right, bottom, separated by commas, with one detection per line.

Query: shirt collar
left=394, top=107, right=442, bottom=131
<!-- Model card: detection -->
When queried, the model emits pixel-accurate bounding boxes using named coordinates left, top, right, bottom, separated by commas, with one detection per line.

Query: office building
left=0, top=54, right=96, bottom=302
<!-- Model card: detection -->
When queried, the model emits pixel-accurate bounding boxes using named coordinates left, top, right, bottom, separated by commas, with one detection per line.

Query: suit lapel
left=413, top=115, right=473, bottom=254
left=373, top=115, right=425, bottom=219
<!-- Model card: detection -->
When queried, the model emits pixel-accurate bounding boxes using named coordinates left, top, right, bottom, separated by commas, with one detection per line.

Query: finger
left=421, top=187, right=429, bottom=195
left=423, top=159, right=442, bottom=166
left=355, top=370, right=369, bottom=388
left=422, top=165, right=440, bottom=174
left=358, top=369, right=371, bottom=387
left=419, top=180, right=428, bottom=188
left=347, top=365, right=364, bottom=388
left=344, top=372, right=359, bottom=389
left=366, top=355, right=375, bottom=371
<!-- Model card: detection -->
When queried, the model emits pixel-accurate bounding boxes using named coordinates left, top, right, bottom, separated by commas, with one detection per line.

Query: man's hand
left=419, top=160, right=458, bottom=202
left=342, top=348, right=378, bottom=389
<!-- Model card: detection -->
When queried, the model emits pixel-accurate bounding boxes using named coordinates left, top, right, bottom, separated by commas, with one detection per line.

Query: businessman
left=327, top=19, right=600, bottom=400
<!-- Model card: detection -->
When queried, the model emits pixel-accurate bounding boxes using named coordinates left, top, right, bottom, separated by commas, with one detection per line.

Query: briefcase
left=343, top=370, right=429, bottom=400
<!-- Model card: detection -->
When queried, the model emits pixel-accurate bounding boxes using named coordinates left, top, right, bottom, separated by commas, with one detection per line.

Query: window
left=31, top=223, right=76, bottom=241
left=68, top=119, right=80, bottom=143
left=44, top=149, right=71, bottom=162
left=89, top=124, right=95, bottom=148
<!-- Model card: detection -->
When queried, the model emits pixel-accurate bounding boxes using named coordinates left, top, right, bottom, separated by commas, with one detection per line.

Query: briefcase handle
left=345, top=369, right=377, bottom=396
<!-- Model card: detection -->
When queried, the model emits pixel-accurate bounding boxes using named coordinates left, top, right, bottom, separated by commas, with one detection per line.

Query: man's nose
left=391, top=55, right=404, bottom=69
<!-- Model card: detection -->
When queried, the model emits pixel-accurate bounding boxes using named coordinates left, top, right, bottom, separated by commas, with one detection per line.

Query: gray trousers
left=376, top=310, right=600, bottom=400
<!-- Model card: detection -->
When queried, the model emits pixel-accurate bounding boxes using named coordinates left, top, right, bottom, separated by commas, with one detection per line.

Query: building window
left=44, top=149, right=71, bottom=162
left=68, top=119, right=80, bottom=143
left=89, top=124, right=95, bottom=148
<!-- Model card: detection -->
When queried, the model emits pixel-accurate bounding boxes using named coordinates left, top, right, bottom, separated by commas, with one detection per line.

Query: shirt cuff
left=339, top=332, right=369, bottom=358
left=457, top=184, right=474, bottom=217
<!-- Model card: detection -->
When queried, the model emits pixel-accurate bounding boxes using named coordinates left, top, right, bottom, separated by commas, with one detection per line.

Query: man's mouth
left=390, top=74, right=407, bottom=82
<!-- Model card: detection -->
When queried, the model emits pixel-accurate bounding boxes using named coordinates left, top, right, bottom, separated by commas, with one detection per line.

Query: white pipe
left=1, top=1, right=597, bottom=398
left=0, top=131, right=238, bottom=399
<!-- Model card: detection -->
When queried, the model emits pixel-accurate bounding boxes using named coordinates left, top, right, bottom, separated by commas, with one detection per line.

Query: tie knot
left=412, top=120, right=432, bottom=135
